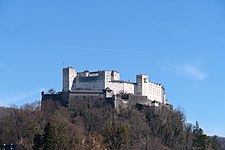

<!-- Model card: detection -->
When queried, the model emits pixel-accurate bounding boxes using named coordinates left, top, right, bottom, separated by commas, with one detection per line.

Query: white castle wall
left=103, top=70, right=134, bottom=94
left=123, top=82, right=135, bottom=94
left=149, top=82, right=164, bottom=103
left=106, top=82, right=124, bottom=94
left=105, top=82, right=134, bottom=94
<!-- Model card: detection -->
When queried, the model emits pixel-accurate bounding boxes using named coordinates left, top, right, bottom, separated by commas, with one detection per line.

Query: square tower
left=136, top=74, right=150, bottom=98
left=63, top=67, right=76, bottom=92
left=111, top=71, right=120, bottom=80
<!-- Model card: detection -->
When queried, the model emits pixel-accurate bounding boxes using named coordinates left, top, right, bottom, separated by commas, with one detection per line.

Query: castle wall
left=105, top=81, right=135, bottom=95
left=72, top=71, right=105, bottom=91
left=123, top=82, right=135, bottom=94
left=41, top=91, right=112, bottom=111
left=103, top=69, right=135, bottom=94
left=114, top=94, right=150, bottom=112
left=68, top=91, right=103, bottom=110
left=149, top=82, right=165, bottom=103
left=41, top=92, right=70, bottom=112
left=128, top=94, right=150, bottom=106
left=106, top=82, right=124, bottom=94
left=72, top=70, right=135, bottom=95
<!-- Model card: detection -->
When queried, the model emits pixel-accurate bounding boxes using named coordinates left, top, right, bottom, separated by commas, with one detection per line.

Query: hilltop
left=0, top=97, right=224, bottom=150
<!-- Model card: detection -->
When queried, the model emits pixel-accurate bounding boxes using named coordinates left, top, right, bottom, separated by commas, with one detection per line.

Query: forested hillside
left=0, top=98, right=224, bottom=150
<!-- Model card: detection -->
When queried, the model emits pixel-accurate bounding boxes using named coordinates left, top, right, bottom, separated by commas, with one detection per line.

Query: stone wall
left=114, top=94, right=150, bottom=112
left=72, top=75, right=105, bottom=91
left=41, top=91, right=172, bottom=113
left=41, top=90, right=107, bottom=111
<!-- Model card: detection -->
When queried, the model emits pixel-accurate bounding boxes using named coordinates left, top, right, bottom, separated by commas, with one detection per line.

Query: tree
left=33, top=133, right=43, bottom=150
left=192, top=121, right=209, bottom=150
left=104, top=124, right=129, bottom=150
left=51, top=108, right=84, bottom=150
left=1, top=98, right=222, bottom=150
left=43, top=122, right=55, bottom=150
left=81, top=132, right=106, bottom=150
left=209, top=136, right=222, bottom=150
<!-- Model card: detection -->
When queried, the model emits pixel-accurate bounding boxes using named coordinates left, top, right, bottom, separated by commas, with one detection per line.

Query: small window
left=144, top=78, right=148, bottom=83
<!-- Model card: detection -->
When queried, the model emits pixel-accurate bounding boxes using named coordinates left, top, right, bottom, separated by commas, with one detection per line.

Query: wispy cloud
left=164, top=62, right=208, bottom=81
left=125, top=17, right=225, bottom=42
left=0, top=43, right=147, bottom=54
left=0, top=88, right=43, bottom=106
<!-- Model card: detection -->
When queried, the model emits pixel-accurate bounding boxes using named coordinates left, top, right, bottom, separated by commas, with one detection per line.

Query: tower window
left=144, top=78, right=148, bottom=83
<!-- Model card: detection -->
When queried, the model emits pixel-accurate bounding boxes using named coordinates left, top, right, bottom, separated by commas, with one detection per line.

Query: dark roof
left=83, top=70, right=89, bottom=73
left=105, top=87, right=113, bottom=92
left=111, top=80, right=136, bottom=84
left=89, top=71, right=99, bottom=74
left=105, top=87, right=112, bottom=90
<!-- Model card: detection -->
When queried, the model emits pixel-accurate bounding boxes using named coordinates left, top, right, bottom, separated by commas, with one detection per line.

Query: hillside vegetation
left=0, top=98, right=224, bottom=150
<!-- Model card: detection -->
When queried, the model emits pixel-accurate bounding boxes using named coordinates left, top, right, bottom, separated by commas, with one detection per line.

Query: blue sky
left=0, top=0, right=225, bottom=136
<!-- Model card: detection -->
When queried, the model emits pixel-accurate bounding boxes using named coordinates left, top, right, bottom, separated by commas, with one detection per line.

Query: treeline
left=0, top=99, right=224, bottom=150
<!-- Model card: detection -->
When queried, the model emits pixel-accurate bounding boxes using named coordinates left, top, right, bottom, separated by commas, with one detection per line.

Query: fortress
left=63, top=67, right=167, bottom=105
left=41, top=67, right=170, bottom=111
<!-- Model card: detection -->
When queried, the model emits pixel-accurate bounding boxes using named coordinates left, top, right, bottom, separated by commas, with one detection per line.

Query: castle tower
left=63, top=67, right=76, bottom=92
left=111, top=70, right=120, bottom=80
left=136, top=74, right=150, bottom=98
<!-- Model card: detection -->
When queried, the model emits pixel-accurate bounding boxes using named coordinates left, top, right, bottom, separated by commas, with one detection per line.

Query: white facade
left=149, top=82, right=166, bottom=104
left=62, top=67, right=167, bottom=104
left=135, top=74, right=167, bottom=104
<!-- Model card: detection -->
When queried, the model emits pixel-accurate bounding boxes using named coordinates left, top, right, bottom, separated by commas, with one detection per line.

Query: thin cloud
left=0, top=43, right=147, bottom=54
left=125, top=17, right=225, bottom=42
left=0, top=89, right=43, bottom=106
left=165, top=62, right=208, bottom=81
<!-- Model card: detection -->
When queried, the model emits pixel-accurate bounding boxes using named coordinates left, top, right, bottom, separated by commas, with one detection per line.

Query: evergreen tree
left=193, top=121, right=209, bottom=150
left=33, top=133, right=43, bottom=150
left=43, top=122, right=55, bottom=150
